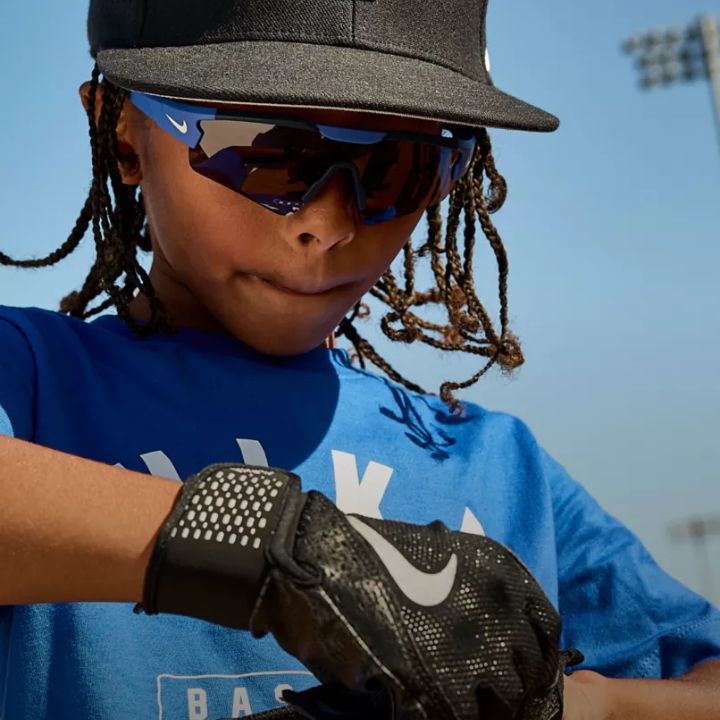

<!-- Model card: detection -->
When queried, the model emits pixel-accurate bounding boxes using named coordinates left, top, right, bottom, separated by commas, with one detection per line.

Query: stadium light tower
left=623, top=15, right=720, bottom=152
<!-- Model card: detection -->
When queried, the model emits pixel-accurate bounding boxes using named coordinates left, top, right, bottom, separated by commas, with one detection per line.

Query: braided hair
left=0, top=66, right=523, bottom=413
left=0, top=65, right=174, bottom=338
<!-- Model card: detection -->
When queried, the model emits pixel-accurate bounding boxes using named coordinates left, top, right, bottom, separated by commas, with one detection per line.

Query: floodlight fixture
left=623, top=15, right=720, bottom=150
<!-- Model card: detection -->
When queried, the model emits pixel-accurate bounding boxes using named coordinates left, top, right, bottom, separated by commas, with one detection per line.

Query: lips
left=256, top=274, right=339, bottom=296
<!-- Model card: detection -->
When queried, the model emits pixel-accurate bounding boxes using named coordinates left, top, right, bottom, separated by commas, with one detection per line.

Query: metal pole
left=700, top=15, right=720, bottom=151
left=670, top=515, right=720, bottom=605
left=690, top=520, right=716, bottom=603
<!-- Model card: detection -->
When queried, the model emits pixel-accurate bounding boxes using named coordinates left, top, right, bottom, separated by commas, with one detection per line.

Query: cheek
left=139, top=134, right=274, bottom=278
left=364, top=210, right=425, bottom=270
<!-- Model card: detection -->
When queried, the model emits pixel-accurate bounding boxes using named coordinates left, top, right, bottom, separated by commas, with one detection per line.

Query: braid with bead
left=1, top=66, right=523, bottom=413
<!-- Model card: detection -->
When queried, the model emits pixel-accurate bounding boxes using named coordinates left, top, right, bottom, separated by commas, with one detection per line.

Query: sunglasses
left=128, top=92, right=477, bottom=226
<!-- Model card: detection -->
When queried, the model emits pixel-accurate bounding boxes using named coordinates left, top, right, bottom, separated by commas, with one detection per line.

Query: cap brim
left=97, top=41, right=559, bottom=132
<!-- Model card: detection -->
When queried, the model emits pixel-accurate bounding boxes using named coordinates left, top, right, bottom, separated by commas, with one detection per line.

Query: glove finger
left=521, top=597, right=562, bottom=690
left=282, top=682, right=394, bottom=720
left=217, top=707, right=307, bottom=720
left=560, top=647, right=585, bottom=672
left=473, top=683, right=516, bottom=720
left=516, top=648, right=585, bottom=720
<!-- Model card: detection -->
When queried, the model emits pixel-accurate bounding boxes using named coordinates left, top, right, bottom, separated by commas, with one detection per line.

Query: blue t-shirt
left=0, top=304, right=719, bottom=720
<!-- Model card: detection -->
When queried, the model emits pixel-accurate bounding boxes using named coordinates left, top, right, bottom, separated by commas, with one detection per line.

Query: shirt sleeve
left=0, top=313, right=36, bottom=440
left=545, top=448, right=720, bottom=679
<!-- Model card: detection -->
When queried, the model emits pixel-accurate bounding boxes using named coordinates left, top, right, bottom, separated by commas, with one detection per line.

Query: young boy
left=1, top=1, right=719, bottom=719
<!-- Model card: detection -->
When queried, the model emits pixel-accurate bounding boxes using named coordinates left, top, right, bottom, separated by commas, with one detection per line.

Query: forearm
left=0, top=435, right=182, bottom=605
left=565, top=660, right=720, bottom=720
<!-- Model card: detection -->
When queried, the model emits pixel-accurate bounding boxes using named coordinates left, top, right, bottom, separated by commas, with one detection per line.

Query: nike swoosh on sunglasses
left=128, top=92, right=477, bottom=226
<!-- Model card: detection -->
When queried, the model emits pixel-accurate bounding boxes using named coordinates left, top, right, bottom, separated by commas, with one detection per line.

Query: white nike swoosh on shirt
left=347, top=516, right=458, bottom=607
left=166, top=114, right=189, bottom=134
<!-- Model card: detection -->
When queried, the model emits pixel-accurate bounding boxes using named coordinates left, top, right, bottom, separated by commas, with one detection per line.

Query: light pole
left=623, top=15, right=720, bottom=152
left=669, top=514, right=720, bottom=603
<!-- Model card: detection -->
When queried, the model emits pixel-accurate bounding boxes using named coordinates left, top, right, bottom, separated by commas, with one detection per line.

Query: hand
left=136, top=463, right=583, bottom=720
left=562, top=671, right=611, bottom=720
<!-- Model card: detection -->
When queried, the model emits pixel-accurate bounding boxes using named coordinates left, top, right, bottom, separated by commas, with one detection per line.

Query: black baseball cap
left=88, top=0, right=559, bottom=132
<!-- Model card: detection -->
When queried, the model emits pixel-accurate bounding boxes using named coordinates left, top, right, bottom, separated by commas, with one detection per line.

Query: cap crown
left=88, top=0, right=491, bottom=84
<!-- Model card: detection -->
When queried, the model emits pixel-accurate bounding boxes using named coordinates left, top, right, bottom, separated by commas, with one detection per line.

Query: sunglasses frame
left=127, top=91, right=477, bottom=223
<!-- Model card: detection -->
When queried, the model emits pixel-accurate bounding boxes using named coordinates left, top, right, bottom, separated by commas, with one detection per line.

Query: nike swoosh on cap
left=166, top=114, right=189, bottom=134
left=348, top=517, right=458, bottom=607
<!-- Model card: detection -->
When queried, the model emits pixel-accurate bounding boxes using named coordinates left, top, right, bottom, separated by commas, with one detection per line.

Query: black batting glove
left=135, top=463, right=583, bottom=720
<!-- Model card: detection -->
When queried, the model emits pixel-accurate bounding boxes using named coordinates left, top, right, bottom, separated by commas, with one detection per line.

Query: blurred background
left=1, top=0, right=719, bottom=604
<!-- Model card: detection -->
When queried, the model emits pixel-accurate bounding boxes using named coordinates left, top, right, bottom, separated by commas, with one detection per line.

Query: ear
left=79, top=80, right=101, bottom=124
left=79, top=80, right=143, bottom=186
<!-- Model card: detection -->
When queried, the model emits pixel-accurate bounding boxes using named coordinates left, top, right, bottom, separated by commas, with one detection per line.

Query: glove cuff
left=133, top=463, right=305, bottom=629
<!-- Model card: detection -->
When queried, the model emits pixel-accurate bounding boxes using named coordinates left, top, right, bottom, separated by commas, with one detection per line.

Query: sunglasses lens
left=189, top=118, right=471, bottom=222
left=360, top=141, right=456, bottom=219
left=190, top=120, right=312, bottom=210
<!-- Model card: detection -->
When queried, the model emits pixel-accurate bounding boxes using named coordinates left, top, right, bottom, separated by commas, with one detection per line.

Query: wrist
left=134, top=480, right=184, bottom=602
left=563, top=670, right=615, bottom=720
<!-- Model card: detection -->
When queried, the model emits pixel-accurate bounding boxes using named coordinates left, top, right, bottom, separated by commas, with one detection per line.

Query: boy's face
left=81, top=83, right=440, bottom=356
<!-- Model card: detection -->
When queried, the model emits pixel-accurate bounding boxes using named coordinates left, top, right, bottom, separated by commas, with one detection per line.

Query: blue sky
left=1, top=1, right=719, bottom=603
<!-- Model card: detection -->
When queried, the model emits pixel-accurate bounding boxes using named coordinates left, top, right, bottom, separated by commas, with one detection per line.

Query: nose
left=287, top=168, right=360, bottom=251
